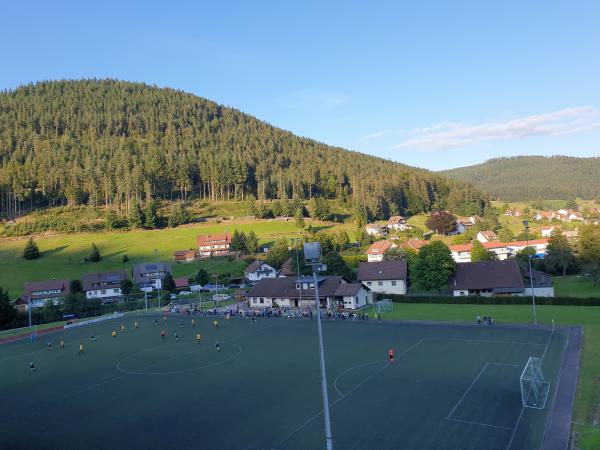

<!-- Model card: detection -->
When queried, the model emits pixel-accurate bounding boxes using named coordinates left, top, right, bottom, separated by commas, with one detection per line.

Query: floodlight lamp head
left=523, top=220, right=529, bottom=228
left=303, top=241, right=321, bottom=262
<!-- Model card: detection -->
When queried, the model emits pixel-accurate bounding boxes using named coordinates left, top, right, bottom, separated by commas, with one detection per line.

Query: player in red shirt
left=388, top=349, right=394, bottom=363
left=161, top=329, right=165, bottom=339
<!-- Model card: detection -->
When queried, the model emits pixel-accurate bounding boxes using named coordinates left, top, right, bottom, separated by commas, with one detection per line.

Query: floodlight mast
left=304, top=242, right=333, bottom=450
left=523, top=220, right=537, bottom=325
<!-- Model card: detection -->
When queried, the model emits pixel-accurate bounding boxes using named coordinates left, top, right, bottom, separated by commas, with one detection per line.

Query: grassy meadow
left=0, top=218, right=351, bottom=297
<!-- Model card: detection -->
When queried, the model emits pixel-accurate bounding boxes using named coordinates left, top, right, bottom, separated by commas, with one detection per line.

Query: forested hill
left=0, top=79, right=488, bottom=219
left=441, top=156, right=600, bottom=201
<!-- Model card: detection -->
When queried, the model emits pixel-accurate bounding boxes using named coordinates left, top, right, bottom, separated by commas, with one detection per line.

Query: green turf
left=0, top=218, right=347, bottom=297
left=0, top=313, right=567, bottom=450
left=369, top=302, right=600, bottom=450
left=553, top=275, right=600, bottom=298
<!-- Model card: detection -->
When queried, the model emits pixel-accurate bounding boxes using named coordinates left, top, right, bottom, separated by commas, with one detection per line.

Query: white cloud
left=387, top=106, right=600, bottom=150
left=277, top=90, right=351, bottom=110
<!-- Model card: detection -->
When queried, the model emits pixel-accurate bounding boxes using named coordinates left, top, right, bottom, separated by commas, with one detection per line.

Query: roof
left=450, top=260, right=524, bottom=293
left=245, top=260, right=263, bottom=273
left=449, top=244, right=472, bottom=253
left=357, top=260, right=407, bottom=281
left=482, top=242, right=510, bottom=250
left=523, top=269, right=554, bottom=288
left=478, top=231, right=498, bottom=240
left=197, top=232, right=231, bottom=246
left=334, top=283, right=366, bottom=296
left=132, top=263, right=172, bottom=283
left=400, top=240, right=428, bottom=250
left=506, top=239, right=548, bottom=248
left=175, top=277, right=189, bottom=288
left=82, top=271, right=127, bottom=291
left=247, top=276, right=348, bottom=299
left=388, top=215, right=406, bottom=224
left=23, top=280, right=69, bottom=299
left=279, top=258, right=295, bottom=277
left=174, top=249, right=195, bottom=256
left=367, top=240, right=393, bottom=255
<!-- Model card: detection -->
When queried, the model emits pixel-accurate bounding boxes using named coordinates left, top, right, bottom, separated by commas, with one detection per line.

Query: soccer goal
left=520, top=357, right=550, bottom=409
left=374, top=299, right=393, bottom=314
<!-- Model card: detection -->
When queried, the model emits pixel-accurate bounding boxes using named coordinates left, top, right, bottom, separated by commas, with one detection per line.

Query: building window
left=101, top=290, right=106, bottom=295
left=259, top=298, right=264, bottom=304
left=391, top=281, right=397, bottom=286
left=366, top=281, right=372, bottom=286
left=378, top=281, right=383, bottom=286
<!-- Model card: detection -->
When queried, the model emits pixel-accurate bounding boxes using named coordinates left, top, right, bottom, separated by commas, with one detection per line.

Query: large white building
left=357, top=260, right=407, bottom=295
left=246, top=276, right=372, bottom=310
left=133, top=263, right=172, bottom=291
left=83, top=271, right=128, bottom=301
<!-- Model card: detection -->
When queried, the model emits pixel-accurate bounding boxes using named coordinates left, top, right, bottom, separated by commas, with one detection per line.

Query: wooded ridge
left=0, top=79, right=488, bottom=220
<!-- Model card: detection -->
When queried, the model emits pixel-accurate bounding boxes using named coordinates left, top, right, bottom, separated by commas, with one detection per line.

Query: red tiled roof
left=197, top=232, right=232, bottom=246
left=367, top=240, right=393, bottom=255
left=175, top=277, right=189, bottom=288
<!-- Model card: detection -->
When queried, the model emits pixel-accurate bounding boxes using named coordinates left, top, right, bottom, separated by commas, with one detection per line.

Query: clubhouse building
left=246, top=276, right=372, bottom=310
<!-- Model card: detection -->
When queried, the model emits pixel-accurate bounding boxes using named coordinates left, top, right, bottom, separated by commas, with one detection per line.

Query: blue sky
left=1, top=0, right=599, bottom=170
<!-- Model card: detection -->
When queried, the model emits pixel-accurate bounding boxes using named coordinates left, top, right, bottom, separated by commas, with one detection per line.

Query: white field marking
left=505, top=326, right=556, bottom=450
left=117, top=343, right=243, bottom=376
left=447, top=417, right=512, bottom=431
left=333, top=360, right=387, bottom=397
left=272, top=339, right=425, bottom=450
left=428, top=337, right=548, bottom=346
left=447, top=363, right=491, bottom=420
left=446, top=362, right=523, bottom=432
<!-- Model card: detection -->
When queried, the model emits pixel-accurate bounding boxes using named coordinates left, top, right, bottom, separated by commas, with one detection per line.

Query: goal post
left=374, top=299, right=393, bottom=314
left=520, top=356, right=550, bottom=409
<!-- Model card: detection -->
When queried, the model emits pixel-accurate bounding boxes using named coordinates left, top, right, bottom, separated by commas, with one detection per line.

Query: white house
left=197, top=232, right=232, bottom=257
left=366, top=240, right=395, bottom=262
left=83, top=271, right=128, bottom=301
left=244, top=260, right=278, bottom=282
left=387, top=215, right=410, bottom=231
left=449, top=244, right=473, bottom=263
left=541, top=226, right=557, bottom=237
left=482, top=242, right=511, bottom=260
left=365, top=224, right=387, bottom=236
left=506, top=239, right=549, bottom=257
left=357, top=260, right=407, bottom=295
left=476, top=230, right=498, bottom=243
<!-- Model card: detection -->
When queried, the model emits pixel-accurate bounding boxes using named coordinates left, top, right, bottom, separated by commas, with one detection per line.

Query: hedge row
left=377, top=294, right=600, bottom=306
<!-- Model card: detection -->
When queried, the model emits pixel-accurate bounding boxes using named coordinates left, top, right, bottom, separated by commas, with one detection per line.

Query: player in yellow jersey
left=112, top=330, right=117, bottom=338
left=79, top=343, right=84, bottom=354
left=60, top=340, right=65, bottom=348
left=213, top=320, right=219, bottom=329
left=196, top=333, right=202, bottom=343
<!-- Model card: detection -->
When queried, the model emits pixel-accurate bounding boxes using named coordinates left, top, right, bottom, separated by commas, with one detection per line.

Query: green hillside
left=0, top=79, right=488, bottom=222
left=441, top=156, right=600, bottom=201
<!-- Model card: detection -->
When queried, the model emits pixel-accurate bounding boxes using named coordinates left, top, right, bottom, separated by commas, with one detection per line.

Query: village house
left=400, top=240, right=429, bottom=251
left=534, top=210, right=556, bottom=221
left=476, top=230, right=498, bottom=243
left=173, top=249, right=196, bottom=262
left=244, top=260, right=278, bottom=282
left=450, top=260, right=525, bottom=297
left=83, top=271, right=128, bottom=301
left=246, top=276, right=372, bottom=310
left=387, top=215, right=410, bottom=231
left=133, top=263, right=172, bottom=291
left=365, top=223, right=388, bottom=236
left=20, top=280, right=70, bottom=309
left=175, top=277, right=190, bottom=290
left=504, top=209, right=523, bottom=217
left=449, top=244, right=473, bottom=263
left=357, top=260, right=407, bottom=295
left=454, top=216, right=481, bottom=234
left=541, top=226, right=557, bottom=237
left=279, top=258, right=295, bottom=277
left=482, top=241, right=511, bottom=260
left=197, top=232, right=231, bottom=257
left=523, top=268, right=555, bottom=297
left=506, top=239, right=549, bottom=257
left=366, top=240, right=395, bottom=262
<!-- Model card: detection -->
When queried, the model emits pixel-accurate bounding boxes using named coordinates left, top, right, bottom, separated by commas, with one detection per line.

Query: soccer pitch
left=0, top=314, right=574, bottom=450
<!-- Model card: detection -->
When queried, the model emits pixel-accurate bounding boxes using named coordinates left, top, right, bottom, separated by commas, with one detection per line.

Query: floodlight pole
left=311, top=262, right=333, bottom=450
left=523, top=221, right=537, bottom=325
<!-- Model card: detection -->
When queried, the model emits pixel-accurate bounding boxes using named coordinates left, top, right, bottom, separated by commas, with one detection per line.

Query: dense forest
left=0, top=79, right=488, bottom=220
left=441, top=156, right=600, bottom=201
